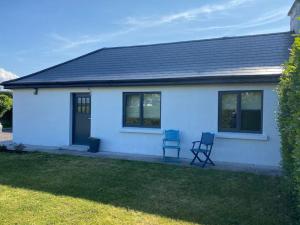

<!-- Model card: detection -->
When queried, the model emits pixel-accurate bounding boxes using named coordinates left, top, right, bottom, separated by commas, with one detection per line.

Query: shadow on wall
left=0, top=152, right=290, bottom=225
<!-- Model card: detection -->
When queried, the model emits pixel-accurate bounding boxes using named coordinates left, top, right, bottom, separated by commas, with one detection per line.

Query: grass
left=0, top=152, right=293, bottom=225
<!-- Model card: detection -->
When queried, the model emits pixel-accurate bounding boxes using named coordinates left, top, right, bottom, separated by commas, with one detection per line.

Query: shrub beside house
left=278, top=35, right=300, bottom=222
left=0, top=68, right=17, bottom=131
left=0, top=93, right=13, bottom=131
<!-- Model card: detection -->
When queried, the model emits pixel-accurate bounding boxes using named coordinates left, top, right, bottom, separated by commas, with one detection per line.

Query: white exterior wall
left=13, top=84, right=281, bottom=167
left=13, top=89, right=72, bottom=146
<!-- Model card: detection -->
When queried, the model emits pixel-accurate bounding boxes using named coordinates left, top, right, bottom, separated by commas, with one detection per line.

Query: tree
left=0, top=94, right=12, bottom=119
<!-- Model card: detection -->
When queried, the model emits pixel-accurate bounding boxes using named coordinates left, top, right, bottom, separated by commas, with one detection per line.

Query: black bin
left=88, top=137, right=100, bottom=153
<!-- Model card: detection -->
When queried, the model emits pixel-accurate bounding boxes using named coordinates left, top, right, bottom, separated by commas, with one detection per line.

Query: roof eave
left=2, top=75, right=281, bottom=89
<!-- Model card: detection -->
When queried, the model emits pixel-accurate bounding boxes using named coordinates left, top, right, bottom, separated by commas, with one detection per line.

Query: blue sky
left=0, top=0, right=294, bottom=77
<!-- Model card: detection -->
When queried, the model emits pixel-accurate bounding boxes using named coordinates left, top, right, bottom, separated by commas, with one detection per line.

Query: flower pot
left=88, top=137, right=100, bottom=153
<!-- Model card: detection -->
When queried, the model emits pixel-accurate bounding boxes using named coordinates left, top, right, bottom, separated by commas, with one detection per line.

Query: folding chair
left=190, top=132, right=215, bottom=168
left=162, top=130, right=180, bottom=160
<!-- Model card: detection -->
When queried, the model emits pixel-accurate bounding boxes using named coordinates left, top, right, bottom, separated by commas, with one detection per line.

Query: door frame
left=71, top=92, right=91, bottom=145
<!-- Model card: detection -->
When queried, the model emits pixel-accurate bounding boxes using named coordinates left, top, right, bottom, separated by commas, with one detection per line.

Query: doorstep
left=60, top=145, right=89, bottom=151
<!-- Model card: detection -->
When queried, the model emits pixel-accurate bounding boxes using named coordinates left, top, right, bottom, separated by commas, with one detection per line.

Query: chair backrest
left=201, top=132, right=215, bottom=147
left=164, top=130, right=180, bottom=142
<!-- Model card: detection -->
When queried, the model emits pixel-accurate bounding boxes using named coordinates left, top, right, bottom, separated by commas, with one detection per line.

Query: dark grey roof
left=3, top=32, right=293, bottom=88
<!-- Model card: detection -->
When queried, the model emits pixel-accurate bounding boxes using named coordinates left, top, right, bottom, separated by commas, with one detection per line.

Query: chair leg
left=191, top=156, right=196, bottom=165
left=196, top=154, right=203, bottom=162
left=163, top=148, right=165, bottom=160
left=190, top=151, right=198, bottom=165
left=202, top=157, right=209, bottom=168
left=191, top=151, right=204, bottom=165
left=177, top=149, right=180, bottom=159
left=202, top=152, right=215, bottom=168
left=205, top=152, right=215, bottom=166
left=208, top=158, right=215, bottom=166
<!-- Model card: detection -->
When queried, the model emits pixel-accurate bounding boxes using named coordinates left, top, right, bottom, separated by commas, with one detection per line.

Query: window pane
left=220, top=93, right=237, bottom=129
left=86, top=98, right=89, bottom=114
left=241, top=92, right=262, bottom=131
left=82, top=98, right=86, bottom=113
left=143, top=94, right=161, bottom=127
left=125, top=94, right=141, bottom=125
left=85, top=98, right=90, bottom=114
left=77, top=97, right=82, bottom=113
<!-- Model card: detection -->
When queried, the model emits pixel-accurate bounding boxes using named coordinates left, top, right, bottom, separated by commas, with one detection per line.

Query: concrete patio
left=0, top=132, right=281, bottom=176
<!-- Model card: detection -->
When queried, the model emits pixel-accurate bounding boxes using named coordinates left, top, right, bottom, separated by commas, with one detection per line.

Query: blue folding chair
left=190, top=132, right=215, bottom=168
left=162, top=130, right=180, bottom=160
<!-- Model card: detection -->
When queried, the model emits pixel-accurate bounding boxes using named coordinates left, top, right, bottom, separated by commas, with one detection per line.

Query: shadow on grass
left=0, top=152, right=292, bottom=225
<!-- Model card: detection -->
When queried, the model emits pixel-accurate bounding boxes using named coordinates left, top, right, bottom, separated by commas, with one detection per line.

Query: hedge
left=278, top=35, right=300, bottom=221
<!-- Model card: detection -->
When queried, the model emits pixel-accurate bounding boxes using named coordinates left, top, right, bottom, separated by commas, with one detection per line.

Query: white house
left=3, top=1, right=299, bottom=168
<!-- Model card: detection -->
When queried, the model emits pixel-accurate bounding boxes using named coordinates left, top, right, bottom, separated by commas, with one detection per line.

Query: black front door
left=73, top=93, right=91, bottom=145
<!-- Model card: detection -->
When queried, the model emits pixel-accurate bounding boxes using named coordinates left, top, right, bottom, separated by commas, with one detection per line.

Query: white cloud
left=0, top=68, right=18, bottom=82
left=0, top=68, right=18, bottom=91
left=50, top=28, right=135, bottom=51
left=51, top=0, right=253, bottom=51
left=190, top=7, right=289, bottom=32
left=51, top=0, right=289, bottom=52
left=124, top=0, right=253, bottom=28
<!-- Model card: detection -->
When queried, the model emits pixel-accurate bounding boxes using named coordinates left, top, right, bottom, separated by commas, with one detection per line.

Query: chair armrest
left=191, top=141, right=201, bottom=150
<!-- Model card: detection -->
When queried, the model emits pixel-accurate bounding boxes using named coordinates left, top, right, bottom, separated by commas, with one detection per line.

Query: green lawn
left=0, top=152, right=292, bottom=225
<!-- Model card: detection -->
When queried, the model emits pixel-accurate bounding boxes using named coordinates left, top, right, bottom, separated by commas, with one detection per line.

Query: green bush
left=0, top=94, right=12, bottom=119
left=278, top=36, right=300, bottom=221
left=0, top=108, right=12, bottom=128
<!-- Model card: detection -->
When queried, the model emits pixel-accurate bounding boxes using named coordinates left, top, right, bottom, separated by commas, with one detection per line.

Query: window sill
left=120, top=128, right=163, bottom=135
left=216, top=132, right=269, bottom=141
